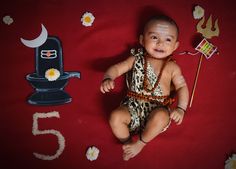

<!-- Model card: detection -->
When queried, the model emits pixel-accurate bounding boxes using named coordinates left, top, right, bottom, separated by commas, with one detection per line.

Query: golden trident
left=197, top=15, right=220, bottom=39
left=189, top=14, right=220, bottom=107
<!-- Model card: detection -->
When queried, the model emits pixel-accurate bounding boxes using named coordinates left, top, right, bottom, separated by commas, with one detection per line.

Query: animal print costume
left=121, top=48, right=174, bottom=134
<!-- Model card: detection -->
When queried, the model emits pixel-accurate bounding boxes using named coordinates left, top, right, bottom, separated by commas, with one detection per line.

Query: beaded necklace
left=143, top=55, right=172, bottom=93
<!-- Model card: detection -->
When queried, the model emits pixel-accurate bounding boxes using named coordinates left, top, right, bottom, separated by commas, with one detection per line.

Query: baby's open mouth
left=154, top=49, right=164, bottom=53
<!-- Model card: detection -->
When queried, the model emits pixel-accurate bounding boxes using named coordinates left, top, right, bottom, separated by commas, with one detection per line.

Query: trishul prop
left=197, top=15, right=220, bottom=39
left=189, top=7, right=219, bottom=107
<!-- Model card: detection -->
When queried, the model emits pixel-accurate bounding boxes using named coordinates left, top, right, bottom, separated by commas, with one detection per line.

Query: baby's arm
left=100, top=56, right=135, bottom=93
left=170, top=64, right=189, bottom=125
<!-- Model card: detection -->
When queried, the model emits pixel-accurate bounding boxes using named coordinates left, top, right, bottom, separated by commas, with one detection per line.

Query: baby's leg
left=109, top=106, right=131, bottom=143
left=141, top=108, right=170, bottom=143
left=123, top=108, right=170, bottom=161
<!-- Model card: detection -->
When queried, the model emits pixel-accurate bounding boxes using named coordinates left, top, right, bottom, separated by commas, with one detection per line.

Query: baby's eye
left=151, top=36, right=158, bottom=40
left=166, top=38, right=172, bottom=42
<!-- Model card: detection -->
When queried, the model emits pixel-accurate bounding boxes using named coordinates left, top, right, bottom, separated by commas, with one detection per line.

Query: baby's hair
left=143, top=15, right=179, bottom=38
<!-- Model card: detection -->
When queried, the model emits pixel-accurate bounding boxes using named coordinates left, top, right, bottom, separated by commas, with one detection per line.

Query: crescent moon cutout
left=20, top=24, right=48, bottom=48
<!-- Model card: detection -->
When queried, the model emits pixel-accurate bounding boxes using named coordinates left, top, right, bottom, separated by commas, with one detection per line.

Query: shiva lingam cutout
left=21, top=25, right=80, bottom=105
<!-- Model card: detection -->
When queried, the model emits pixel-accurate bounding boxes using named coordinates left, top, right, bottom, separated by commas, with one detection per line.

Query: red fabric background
left=0, top=0, right=236, bottom=169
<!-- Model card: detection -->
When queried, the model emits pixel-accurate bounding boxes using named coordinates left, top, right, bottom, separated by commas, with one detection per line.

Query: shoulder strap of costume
left=130, top=48, right=144, bottom=57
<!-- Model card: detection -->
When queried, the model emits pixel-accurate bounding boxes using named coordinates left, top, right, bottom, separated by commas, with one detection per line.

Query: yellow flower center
left=198, top=10, right=202, bottom=14
left=84, top=16, right=91, bottom=23
left=49, top=70, right=55, bottom=76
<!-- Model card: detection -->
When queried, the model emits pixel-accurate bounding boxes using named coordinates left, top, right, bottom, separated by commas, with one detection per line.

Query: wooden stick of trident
left=189, top=54, right=203, bottom=108
left=189, top=11, right=219, bottom=108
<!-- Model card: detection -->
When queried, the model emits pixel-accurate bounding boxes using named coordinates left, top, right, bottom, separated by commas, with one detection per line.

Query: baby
left=100, top=15, right=189, bottom=161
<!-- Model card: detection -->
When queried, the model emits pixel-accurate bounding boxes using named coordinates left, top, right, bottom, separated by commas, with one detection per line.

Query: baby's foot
left=122, top=140, right=146, bottom=161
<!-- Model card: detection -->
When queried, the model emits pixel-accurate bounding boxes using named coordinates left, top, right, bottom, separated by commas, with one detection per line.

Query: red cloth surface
left=0, top=0, right=236, bottom=169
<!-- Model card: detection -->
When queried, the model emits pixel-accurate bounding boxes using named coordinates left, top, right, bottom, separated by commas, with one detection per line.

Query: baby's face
left=140, top=20, right=179, bottom=59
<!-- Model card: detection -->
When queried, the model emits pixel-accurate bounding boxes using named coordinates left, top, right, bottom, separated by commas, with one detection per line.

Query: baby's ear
left=174, top=41, right=180, bottom=50
left=139, top=35, right=144, bottom=46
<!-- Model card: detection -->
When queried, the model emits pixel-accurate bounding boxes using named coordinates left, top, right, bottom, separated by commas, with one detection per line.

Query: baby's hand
left=170, top=107, right=185, bottom=125
left=100, top=78, right=115, bottom=93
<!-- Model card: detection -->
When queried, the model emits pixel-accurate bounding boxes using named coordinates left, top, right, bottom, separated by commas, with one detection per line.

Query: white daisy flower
left=225, top=154, right=236, bottom=169
left=3, top=15, right=13, bottom=25
left=193, top=5, right=205, bottom=19
left=86, top=146, right=99, bottom=161
left=45, top=68, right=60, bottom=81
left=81, top=12, right=95, bottom=27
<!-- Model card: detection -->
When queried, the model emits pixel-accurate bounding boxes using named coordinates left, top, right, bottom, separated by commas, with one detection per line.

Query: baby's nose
left=156, top=40, right=164, bottom=46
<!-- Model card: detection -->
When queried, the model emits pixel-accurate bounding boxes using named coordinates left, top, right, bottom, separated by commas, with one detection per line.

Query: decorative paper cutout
left=20, top=24, right=48, bottom=48
left=26, top=36, right=81, bottom=105
left=86, top=146, right=100, bottom=161
left=193, top=5, right=204, bottom=19
left=195, top=38, right=218, bottom=59
left=81, top=12, right=95, bottom=27
left=193, top=5, right=220, bottom=39
left=189, top=5, right=220, bottom=107
left=41, top=50, right=57, bottom=59
left=197, top=15, right=219, bottom=39
left=2, top=15, right=13, bottom=25
left=45, top=68, right=60, bottom=81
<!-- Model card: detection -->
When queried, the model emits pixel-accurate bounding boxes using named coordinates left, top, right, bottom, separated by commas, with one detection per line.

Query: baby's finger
left=100, top=87, right=105, bottom=93
left=170, top=113, right=177, bottom=120
left=104, top=85, right=111, bottom=92
left=108, top=81, right=115, bottom=89
left=170, top=112, right=175, bottom=119
left=107, top=82, right=114, bottom=90
left=100, top=85, right=106, bottom=93
left=177, top=117, right=183, bottom=125
left=174, top=116, right=180, bottom=123
left=172, top=115, right=178, bottom=122
left=172, top=114, right=181, bottom=124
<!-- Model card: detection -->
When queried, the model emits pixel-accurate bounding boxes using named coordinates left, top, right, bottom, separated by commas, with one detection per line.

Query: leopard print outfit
left=121, top=48, right=171, bottom=134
